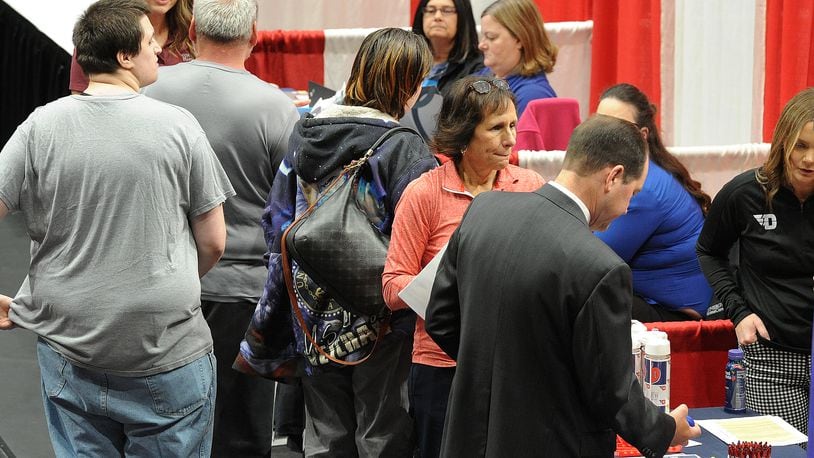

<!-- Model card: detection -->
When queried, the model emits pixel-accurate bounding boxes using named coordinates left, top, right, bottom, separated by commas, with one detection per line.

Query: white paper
left=397, top=243, right=448, bottom=320
left=696, top=415, right=808, bottom=447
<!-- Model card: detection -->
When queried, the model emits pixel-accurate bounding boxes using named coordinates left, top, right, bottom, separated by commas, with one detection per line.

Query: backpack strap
left=344, top=126, right=422, bottom=174
left=278, top=125, right=416, bottom=367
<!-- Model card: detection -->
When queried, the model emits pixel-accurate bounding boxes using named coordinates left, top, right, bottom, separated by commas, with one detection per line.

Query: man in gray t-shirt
left=0, top=1, right=234, bottom=456
left=143, top=0, right=299, bottom=455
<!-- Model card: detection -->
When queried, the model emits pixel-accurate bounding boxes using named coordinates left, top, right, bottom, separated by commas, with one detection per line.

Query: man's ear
left=117, top=51, right=135, bottom=70
left=640, top=126, right=649, bottom=142
left=604, top=164, right=625, bottom=192
left=249, top=21, right=258, bottom=47
left=189, top=17, right=197, bottom=42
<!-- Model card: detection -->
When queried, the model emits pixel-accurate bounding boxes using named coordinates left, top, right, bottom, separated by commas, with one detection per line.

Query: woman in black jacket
left=412, top=0, right=483, bottom=95
left=697, top=87, right=814, bottom=435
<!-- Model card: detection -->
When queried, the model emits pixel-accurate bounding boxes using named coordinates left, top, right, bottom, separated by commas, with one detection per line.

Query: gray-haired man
left=143, top=0, right=299, bottom=455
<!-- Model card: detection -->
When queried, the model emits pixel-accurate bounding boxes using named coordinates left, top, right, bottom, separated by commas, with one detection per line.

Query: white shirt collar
left=548, top=181, right=590, bottom=224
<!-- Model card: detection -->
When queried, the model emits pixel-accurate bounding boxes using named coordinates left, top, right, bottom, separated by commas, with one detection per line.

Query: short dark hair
left=431, top=76, right=516, bottom=159
left=345, top=28, right=432, bottom=119
left=411, top=0, right=480, bottom=64
left=73, top=0, right=150, bottom=75
left=563, top=114, right=647, bottom=183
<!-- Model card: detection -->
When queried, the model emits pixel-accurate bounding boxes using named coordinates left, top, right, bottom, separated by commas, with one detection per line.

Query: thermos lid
left=728, top=348, right=744, bottom=359
left=631, top=320, right=647, bottom=335
left=644, top=338, right=670, bottom=356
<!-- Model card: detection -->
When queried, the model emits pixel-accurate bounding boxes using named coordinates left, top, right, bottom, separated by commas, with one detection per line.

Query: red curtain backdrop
left=536, top=0, right=592, bottom=22
left=589, top=0, right=661, bottom=117
left=763, top=0, right=814, bottom=141
left=246, top=30, right=325, bottom=88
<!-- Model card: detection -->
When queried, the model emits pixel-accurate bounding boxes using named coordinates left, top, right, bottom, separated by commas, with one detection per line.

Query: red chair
left=645, top=320, right=737, bottom=408
left=510, top=97, right=581, bottom=165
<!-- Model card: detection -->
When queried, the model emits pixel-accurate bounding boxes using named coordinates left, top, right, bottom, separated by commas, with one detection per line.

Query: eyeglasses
left=468, top=79, right=510, bottom=94
left=423, top=6, right=457, bottom=16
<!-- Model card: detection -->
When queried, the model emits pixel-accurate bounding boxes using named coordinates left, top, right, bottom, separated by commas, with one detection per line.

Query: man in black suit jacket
left=425, top=115, right=700, bottom=457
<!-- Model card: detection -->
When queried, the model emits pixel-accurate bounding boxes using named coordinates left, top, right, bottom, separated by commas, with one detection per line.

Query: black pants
left=630, top=295, right=724, bottom=322
left=202, top=300, right=276, bottom=458
left=273, top=381, right=305, bottom=437
left=409, top=363, right=455, bottom=458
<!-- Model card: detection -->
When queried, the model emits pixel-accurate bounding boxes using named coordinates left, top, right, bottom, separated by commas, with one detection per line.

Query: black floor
left=0, top=213, right=302, bottom=457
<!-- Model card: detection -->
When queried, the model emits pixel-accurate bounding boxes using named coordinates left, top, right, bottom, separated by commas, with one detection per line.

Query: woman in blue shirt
left=476, top=0, right=557, bottom=117
left=595, top=83, right=719, bottom=321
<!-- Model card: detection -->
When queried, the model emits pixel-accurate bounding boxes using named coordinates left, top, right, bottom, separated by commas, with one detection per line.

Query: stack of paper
left=696, top=415, right=808, bottom=446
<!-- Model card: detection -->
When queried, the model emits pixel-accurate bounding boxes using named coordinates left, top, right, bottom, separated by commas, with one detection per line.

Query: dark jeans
left=202, top=300, right=276, bottom=458
left=409, top=363, right=455, bottom=458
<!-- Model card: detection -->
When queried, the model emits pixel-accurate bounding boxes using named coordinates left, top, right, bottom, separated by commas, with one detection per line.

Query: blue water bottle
left=724, top=348, right=746, bottom=413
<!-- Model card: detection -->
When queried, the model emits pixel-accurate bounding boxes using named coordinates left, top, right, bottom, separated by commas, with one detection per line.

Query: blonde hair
left=345, top=28, right=432, bottom=119
left=482, top=0, right=557, bottom=76
left=757, top=87, right=814, bottom=208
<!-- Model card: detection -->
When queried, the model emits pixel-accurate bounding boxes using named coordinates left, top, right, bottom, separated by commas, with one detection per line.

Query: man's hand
left=735, top=313, right=770, bottom=345
left=668, top=404, right=701, bottom=446
left=0, top=294, right=16, bottom=330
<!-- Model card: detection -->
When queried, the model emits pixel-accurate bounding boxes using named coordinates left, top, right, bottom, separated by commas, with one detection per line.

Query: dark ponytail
left=600, top=83, right=711, bottom=215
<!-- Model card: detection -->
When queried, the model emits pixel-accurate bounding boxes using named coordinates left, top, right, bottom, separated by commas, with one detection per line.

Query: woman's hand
left=0, top=294, right=15, bottom=330
left=734, top=313, right=770, bottom=345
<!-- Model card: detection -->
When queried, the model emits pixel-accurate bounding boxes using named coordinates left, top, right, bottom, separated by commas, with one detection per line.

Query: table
left=683, top=407, right=806, bottom=457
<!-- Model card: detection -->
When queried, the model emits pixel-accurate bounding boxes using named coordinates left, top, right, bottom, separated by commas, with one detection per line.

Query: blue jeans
left=37, top=338, right=216, bottom=457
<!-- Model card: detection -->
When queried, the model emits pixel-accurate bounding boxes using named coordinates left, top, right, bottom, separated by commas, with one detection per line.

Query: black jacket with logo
left=697, top=169, right=814, bottom=352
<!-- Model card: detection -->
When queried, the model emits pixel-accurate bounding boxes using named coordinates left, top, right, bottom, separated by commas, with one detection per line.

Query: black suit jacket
left=426, top=184, right=675, bottom=458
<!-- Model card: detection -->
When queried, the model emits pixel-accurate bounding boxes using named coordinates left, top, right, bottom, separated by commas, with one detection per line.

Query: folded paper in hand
left=397, top=243, right=448, bottom=319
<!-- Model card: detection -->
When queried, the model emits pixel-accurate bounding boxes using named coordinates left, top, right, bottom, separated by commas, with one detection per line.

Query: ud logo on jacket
left=753, top=213, right=777, bottom=230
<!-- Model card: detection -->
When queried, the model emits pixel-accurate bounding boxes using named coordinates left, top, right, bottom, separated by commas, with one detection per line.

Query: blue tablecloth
left=683, top=407, right=806, bottom=457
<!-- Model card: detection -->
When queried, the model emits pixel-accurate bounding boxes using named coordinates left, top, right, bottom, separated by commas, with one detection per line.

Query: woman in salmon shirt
left=69, top=0, right=194, bottom=93
left=382, top=75, right=544, bottom=458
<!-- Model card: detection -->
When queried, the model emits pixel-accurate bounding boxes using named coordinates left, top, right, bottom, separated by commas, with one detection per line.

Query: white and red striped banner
left=11, top=0, right=813, bottom=145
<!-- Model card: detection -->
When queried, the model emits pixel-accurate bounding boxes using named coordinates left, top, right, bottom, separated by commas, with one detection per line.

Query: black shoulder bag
left=282, top=127, right=418, bottom=318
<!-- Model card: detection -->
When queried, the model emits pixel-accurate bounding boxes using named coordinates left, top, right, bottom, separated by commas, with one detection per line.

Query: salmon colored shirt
left=383, top=160, right=544, bottom=367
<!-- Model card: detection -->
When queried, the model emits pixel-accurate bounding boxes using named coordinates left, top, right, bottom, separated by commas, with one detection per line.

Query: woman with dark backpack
left=235, top=27, right=437, bottom=457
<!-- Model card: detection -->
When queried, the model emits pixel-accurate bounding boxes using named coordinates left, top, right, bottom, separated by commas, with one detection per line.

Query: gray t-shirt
left=0, top=93, right=235, bottom=376
left=144, top=61, right=299, bottom=302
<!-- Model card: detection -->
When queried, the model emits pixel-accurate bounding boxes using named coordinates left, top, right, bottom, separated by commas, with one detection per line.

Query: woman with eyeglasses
left=476, top=0, right=557, bottom=117
left=69, top=0, right=194, bottom=93
left=594, top=83, right=718, bottom=322
left=383, top=75, right=543, bottom=458
left=697, top=87, right=814, bottom=435
left=411, top=0, right=483, bottom=96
